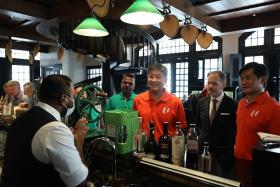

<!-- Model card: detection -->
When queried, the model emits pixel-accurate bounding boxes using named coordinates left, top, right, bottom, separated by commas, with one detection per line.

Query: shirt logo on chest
left=250, top=110, right=260, bottom=118
left=162, top=107, right=170, bottom=114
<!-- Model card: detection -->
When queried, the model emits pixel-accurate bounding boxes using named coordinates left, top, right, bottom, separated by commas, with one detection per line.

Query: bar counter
left=84, top=141, right=241, bottom=187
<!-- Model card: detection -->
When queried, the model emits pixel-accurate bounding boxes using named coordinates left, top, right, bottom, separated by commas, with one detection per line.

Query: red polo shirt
left=235, top=91, right=280, bottom=161
left=133, top=91, right=187, bottom=141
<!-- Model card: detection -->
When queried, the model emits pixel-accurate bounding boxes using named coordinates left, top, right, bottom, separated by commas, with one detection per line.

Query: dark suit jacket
left=196, top=94, right=237, bottom=157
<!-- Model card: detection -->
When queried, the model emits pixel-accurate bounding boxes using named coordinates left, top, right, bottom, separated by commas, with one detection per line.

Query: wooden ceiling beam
left=191, top=0, right=221, bottom=7
left=0, top=0, right=48, bottom=22
left=0, top=40, right=49, bottom=53
left=220, top=9, right=280, bottom=32
left=163, top=0, right=221, bottom=31
left=0, top=26, right=55, bottom=45
left=209, top=0, right=280, bottom=17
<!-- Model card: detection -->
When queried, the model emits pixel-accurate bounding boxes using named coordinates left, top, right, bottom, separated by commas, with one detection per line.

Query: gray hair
left=23, top=82, right=36, bottom=92
left=207, top=70, right=226, bottom=83
left=4, top=80, right=20, bottom=88
left=148, top=63, right=167, bottom=79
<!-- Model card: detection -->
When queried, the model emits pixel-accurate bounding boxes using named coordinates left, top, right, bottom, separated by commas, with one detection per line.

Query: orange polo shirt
left=133, top=91, right=187, bottom=141
left=235, top=91, right=280, bottom=161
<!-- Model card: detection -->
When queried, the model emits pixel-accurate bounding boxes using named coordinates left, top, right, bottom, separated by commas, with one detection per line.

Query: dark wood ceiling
left=0, top=0, right=280, bottom=50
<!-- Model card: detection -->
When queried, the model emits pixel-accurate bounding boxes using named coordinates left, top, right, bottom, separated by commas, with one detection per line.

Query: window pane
left=175, top=62, right=188, bottom=99
left=275, top=28, right=280, bottom=35
left=245, top=39, right=251, bottom=47
left=258, top=38, right=264, bottom=45
left=158, top=38, right=189, bottom=55
left=275, top=36, right=280, bottom=44
left=245, top=30, right=264, bottom=47
left=245, top=56, right=263, bottom=64
left=86, top=67, right=102, bottom=88
left=163, top=63, right=172, bottom=92
left=12, top=65, right=30, bottom=89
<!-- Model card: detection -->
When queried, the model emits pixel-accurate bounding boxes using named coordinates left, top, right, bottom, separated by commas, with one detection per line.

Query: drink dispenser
left=104, top=110, right=138, bottom=155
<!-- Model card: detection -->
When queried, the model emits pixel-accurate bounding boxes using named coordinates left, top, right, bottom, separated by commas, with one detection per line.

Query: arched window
left=196, top=40, right=219, bottom=51
left=245, top=30, right=264, bottom=47
left=158, top=38, right=189, bottom=55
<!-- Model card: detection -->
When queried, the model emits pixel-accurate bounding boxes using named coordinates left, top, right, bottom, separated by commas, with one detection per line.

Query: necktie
left=210, top=99, right=218, bottom=124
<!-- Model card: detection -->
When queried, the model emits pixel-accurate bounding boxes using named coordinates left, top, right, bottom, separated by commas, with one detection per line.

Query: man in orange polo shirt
left=133, top=63, right=187, bottom=141
left=235, top=62, right=280, bottom=186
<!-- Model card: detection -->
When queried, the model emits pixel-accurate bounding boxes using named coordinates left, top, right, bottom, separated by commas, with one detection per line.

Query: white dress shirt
left=31, top=102, right=88, bottom=187
left=209, top=92, right=224, bottom=117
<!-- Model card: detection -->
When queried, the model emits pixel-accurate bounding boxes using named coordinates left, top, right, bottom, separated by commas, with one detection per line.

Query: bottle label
left=107, top=124, right=116, bottom=138
left=160, top=143, right=170, bottom=160
left=171, top=136, right=185, bottom=166
left=160, top=154, right=169, bottom=159
left=186, top=140, right=198, bottom=152
left=145, top=153, right=156, bottom=159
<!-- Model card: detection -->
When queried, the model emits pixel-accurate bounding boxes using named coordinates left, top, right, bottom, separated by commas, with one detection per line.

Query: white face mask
left=64, top=95, right=75, bottom=117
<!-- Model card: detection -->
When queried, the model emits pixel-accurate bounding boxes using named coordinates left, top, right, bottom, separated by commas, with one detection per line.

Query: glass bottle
left=198, top=142, right=212, bottom=173
left=172, top=122, right=185, bottom=166
left=144, top=122, right=158, bottom=160
left=186, top=123, right=199, bottom=169
left=133, top=117, right=147, bottom=157
left=158, top=122, right=171, bottom=163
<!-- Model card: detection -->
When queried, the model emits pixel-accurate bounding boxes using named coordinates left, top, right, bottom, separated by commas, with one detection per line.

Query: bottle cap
left=203, top=141, right=209, bottom=146
left=190, top=123, right=196, bottom=128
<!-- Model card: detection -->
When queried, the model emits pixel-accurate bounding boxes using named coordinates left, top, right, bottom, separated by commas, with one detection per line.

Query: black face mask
left=60, top=95, right=74, bottom=117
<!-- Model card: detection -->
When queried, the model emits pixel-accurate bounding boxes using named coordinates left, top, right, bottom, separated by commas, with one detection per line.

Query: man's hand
left=73, top=117, right=89, bottom=151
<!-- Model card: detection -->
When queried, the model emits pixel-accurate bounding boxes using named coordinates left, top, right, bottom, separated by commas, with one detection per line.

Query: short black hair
left=239, top=62, right=269, bottom=79
left=148, top=63, right=167, bottom=79
left=39, top=75, right=72, bottom=103
left=122, top=73, right=135, bottom=79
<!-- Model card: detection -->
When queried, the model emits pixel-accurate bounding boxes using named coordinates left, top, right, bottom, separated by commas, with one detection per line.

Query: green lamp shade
left=120, top=0, right=164, bottom=25
left=73, top=17, right=109, bottom=37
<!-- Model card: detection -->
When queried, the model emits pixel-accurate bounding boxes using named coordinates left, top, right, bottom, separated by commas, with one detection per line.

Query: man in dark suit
left=196, top=70, right=237, bottom=178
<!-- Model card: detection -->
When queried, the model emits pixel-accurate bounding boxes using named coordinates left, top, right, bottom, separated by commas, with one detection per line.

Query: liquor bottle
left=133, top=117, right=147, bottom=157
left=158, top=122, right=172, bottom=163
left=186, top=123, right=199, bottom=169
left=172, top=122, right=185, bottom=166
left=144, top=122, right=158, bottom=160
left=198, top=142, right=212, bottom=173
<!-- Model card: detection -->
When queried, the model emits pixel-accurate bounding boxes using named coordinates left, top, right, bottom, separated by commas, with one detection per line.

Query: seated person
left=19, top=82, right=39, bottom=110
left=2, top=80, right=26, bottom=106
left=68, top=86, right=104, bottom=138
left=106, top=73, right=136, bottom=111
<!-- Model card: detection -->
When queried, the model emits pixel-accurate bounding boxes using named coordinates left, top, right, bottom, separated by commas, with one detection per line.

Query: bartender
left=133, top=63, right=187, bottom=141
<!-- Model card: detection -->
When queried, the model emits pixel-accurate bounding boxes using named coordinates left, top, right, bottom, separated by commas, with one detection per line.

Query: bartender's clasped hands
left=72, top=117, right=89, bottom=149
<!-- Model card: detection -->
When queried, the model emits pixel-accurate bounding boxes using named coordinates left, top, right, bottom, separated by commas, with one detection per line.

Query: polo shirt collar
left=36, top=101, right=61, bottom=121
left=245, top=91, right=270, bottom=105
left=120, top=91, right=136, bottom=100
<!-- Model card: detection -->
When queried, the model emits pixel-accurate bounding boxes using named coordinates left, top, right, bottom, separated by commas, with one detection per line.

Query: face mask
left=62, top=95, right=75, bottom=117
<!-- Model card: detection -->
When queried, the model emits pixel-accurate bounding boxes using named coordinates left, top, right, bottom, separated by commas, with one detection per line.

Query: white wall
left=40, top=47, right=88, bottom=84
left=221, top=32, right=243, bottom=73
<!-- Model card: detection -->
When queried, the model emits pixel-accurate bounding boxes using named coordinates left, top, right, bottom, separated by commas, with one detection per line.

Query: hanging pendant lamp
left=120, top=0, right=164, bottom=25
left=73, top=17, right=109, bottom=37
